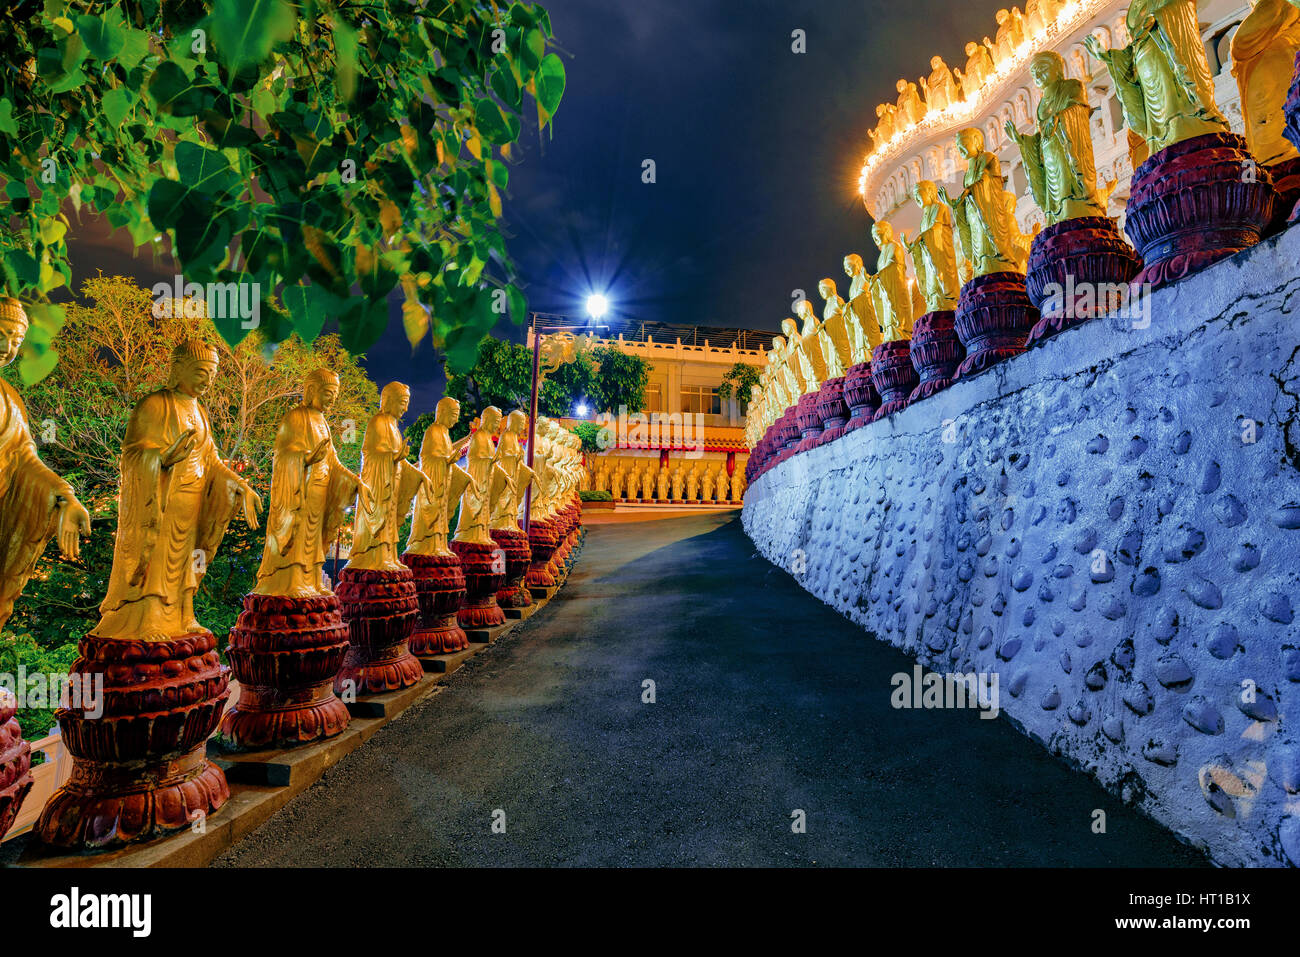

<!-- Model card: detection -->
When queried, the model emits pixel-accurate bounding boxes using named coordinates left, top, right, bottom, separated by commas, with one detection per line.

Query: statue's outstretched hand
left=161, top=428, right=197, bottom=468
left=57, top=497, right=91, bottom=561
left=241, top=484, right=263, bottom=530
left=1083, top=35, right=1108, bottom=64
left=307, top=436, right=330, bottom=466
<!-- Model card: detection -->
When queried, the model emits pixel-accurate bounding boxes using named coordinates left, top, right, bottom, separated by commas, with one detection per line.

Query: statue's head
left=479, top=405, right=503, bottom=434
left=1030, top=51, right=1065, bottom=89
left=168, top=338, right=220, bottom=397
left=913, top=179, right=939, bottom=206
left=771, top=334, right=786, bottom=354
left=843, top=253, right=864, bottom=276
left=380, top=381, right=410, bottom=417
left=956, top=127, right=984, bottom=158
left=793, top=300, right=815, bottom=324
left=818, top=278, right=837, bottom=300
left=305, top=368, right=341, bottom=411
left=895, top=78, right=907, bottom=93
left=996, top=8, right=1009, bottom=25
left=930, top=55, right=945, bottom=71
left=965, top=40, right=979, bottom=57
left=435, top=395, right=461, bottom=427
left=875, top=103, right=887, bottom=119
left=0, top=299, right=29, bottom=369
left=505, top=409, right=527, bottom=435
left=871, top=221, right=894, bottom=248
left=780, top=317, right=799, bottom=338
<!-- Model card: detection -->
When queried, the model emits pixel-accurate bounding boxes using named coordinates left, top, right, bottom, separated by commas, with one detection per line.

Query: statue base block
left=0, top=694, right=33, bottom=842
left=1124, top=132, right=1275, bottom=290
left=450, top=540, right=507, bottom=628
left=871, top=341, right=920, bottom=421
left=491, top=527, right=533, bottom=608
left=794, top=392, right=823, bottom=453
left=908, top=310, right=964, bottom=402
left=36, top=631, right=231, bottom=849
left=334, top=567, right=422, bottom=696
left=842, top=361, right=879, bottom=433
left=219, top=593, right=351, bottom=750
left=526, top=520, right=558, bottom=588
left=954, top=271, right=1038, bottom=378
left=1025, top=217, right=1142, bottom=347
left=401, top=552, right=469, bottom=656
left=816, top=376, right=849, bottom=443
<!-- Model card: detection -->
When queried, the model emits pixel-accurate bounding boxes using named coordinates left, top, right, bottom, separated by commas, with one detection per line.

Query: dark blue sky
left=73, top=0, right=1003, bottom=418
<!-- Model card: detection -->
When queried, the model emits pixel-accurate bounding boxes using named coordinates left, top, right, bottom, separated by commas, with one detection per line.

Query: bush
left=579, top=489, right=613, bottom=502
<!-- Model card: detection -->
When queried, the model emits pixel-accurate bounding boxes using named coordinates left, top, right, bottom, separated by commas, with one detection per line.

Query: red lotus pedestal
left=491, top=527, right=533, bottom=608
left=527, top=520, right=559, bottom=588
left=402, top=552, right=469, bottom=656
left=450, top=540, right=507, bottom=628
left=954, top=271, right=1038, bottom=378
left=37, top=631, right=230, bottom=848
left=333, top=567, right=422, bottom=696
left=0, top=689, right=32, bottom=842
left=908, top=310, right=964, bottom=403
left=219, top=593, right=351, bottom=750
left=816, top=376, right=849, bottom=444
left=1124, top=132, right=1275, bottom=290
left=794, top=392, right=823, bottom=453
left=871, top=341, right=920, bottom=421
left=843, top=361, right=880, bottom=433
left=1025, top=217, right=1142, bottom=347
left=1265, top=156, right=1300, bottom=233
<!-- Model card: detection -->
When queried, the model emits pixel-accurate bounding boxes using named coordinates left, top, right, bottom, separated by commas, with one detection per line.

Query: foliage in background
left=716, top=362, right=761, bottom=405
left=0, top=0, right=565, bottom=383
left=578, top=489, right=611, bottom=502
left=571, top=421, right=604, bottom=454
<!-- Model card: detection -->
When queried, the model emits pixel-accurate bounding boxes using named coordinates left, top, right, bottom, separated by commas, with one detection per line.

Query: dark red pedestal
left=402, top=552, right=469, bottom=656
left=333, top=566, right=422, bottom=695
left=491, top=527, right=532, bottom=608
left=871, top=341, right=920, bottom=421
left=1024, top=217, right=1142, bottom=347
left=527, top=520, right=558, bottom=588
left=0, top=690, right=32, bottom=842
left=1265, top=156, right=1300, bottom=234
left=220, top=593, right=351, bottom=750
left=816, top=376, right=849, bottom=444
left=794, top=392, right=823, bottom=453
left=37, top=632, right=230, bottom=848
left=954, top=270, right=1038, bottom=378
left=450, top=540, right=507, bottom=628
left=1124, top=132, right=1275, bottom=290
left=908, top=311, right=964, bottom=403
left=843, top=361, right=880, bottom=433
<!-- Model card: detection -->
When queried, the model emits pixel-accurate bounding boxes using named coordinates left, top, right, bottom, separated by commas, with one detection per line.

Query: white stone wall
left=742, top=227, right=1300, bottom=866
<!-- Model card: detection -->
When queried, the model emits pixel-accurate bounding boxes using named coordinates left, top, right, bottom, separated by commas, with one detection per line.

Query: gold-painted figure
left=352, top=382, right=428, bottom=572
left=406, top=397, right=472, bottom=557
left=1231, top=0, right=1300, bottom=165
left=817, top=279, right=852, bottom=378
left=921, top=56, right=959, bottom=113
left=95, top=339, right=262, bottom=640
left=489, top=410, right=532, bottom=531
left=843, top=254, right=883, bottom=363
left=868, top=222, right=916, bottom=341
left=903, top=180, right=962, bottom=313
left=456, top=406, right=508, bottom=545
left=793, top=302, right=832, bottom=386
left=955, top=40, right=997, bottom=101
left=255, top=369, right=364, bottom=597
left=895, top=78, right=925, bottom=127
left=940, top=128, right=1029, bottom=278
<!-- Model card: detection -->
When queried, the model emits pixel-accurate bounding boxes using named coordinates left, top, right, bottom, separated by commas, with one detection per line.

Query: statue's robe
left=1231, top=0, right=1300, bottom=165
left=407, top=424, right=470, bottom=557
left=910, top=200, right=961, bottom=312
left=609, top=468, right=623, bottom=501
left=956, top=151, right=1026, bottom=276
left=454, top=429, right=500, bottom=546
left=352, top=412, right=424, bottom=570
left=0, top=380, right=77, bottom=632
left=489, top=433, right=525, bottom=531
left=255, top=405, right=358, bottom=597
left=95, top=388, right=242, bottom=640
left=1023, top=78, right=1105, bottom=223
left=818, top=299, right=852, bottom=377
left=871, top=239, right=915, bottom=340
left=846, top=270, right=883, bottom=363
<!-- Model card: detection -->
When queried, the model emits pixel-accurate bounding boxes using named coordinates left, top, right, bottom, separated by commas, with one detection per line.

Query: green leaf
left=474, top=97, right=520, bottom=145
left=174, top=141, right=239, bottom=196
left=148, top=61, right=216, bottom=116
left=74, top=10, right=127, bottom=61
left=207, top=0, right=297, bottom=73
left=508, top=285, right=527, bottom=325
left=333, top=19, right=359, bottom=102
left=103, top=86, right=133, bottom=128
left=282, top=283, right=336, bottom=342
left=0, top=100, right=17, bottom=136
left=535, top=53, right=565, bottom=124
left=19, top=347, right=59, bottom=386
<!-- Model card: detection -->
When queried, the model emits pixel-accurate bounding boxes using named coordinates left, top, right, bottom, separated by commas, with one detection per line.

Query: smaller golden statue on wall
left=940, top=128, right=1029, bottom=278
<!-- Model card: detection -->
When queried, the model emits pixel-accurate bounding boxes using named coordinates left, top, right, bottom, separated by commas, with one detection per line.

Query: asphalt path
left=213, top=511, right=1206, bottom=867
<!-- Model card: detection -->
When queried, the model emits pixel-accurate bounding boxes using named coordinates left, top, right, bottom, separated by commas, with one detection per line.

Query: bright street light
left=575, top=401, right=590, bottom=417
left=585, top=293, right=609, bottom=319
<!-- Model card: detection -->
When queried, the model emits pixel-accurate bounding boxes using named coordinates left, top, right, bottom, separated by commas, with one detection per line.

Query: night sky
left=69, top=0, right=1007, bottom=417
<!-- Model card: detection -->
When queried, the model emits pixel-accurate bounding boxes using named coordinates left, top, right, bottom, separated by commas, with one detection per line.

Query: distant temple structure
left=528, top=322, right=769, bottom=504
left=859, top=0, right=1255, bottom=235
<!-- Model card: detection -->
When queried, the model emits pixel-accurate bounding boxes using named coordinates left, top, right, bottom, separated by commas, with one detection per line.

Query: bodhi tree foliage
left=0, top=0, right=565, bottom=383
left=716, top=361, right=760, bottom=406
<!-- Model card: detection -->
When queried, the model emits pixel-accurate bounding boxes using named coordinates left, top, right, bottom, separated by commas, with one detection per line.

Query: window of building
left=680, top=385, right=721, bottom=415
left=644, top=383, right=663, bottom=413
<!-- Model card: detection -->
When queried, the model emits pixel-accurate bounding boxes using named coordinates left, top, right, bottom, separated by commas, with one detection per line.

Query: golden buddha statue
left=406, top=397, right=471, bottom=557
left=1084, top=0, right=1228, bottom=155
left=456, top=406, right=509, bottom=545
left=610, top=461, right=624, bottom=500
left=0, top=299, right=91, bottom=632
left=730, top=468, right=744, bottom=502
left=868, top=222, right=915, bottom=341
left=1006, top=51, right=1107, bottom=225
left=1231, top=0, right=1300, bottom=166
left=921, top=56, right=959, bottom=113
left=671, top=463, right=684, bottom=500
left=793, top=302, right=832, bottom=386
left=686, top=465, right=699, bottom=501
left=255, top=369, right=365, bottom=597
left=869, top=102, right=898, bottom=153
left=352, top=382, right=428, bottom=572
left=95, top=339, right=262, bottom=640
left=489, top=410, right=532, bottom=531
left=991, top=8, right=1027, bottom=65
left=955, top=40, right=997, bottom=101
left=702, top=467, right=715, bottom=502
left=940, top=128, right=1029, bottom=277
left=657, top=466, right=669, bottom=501
left=903, top=180, right=961, bottom=313
left=767, top=335, right=798, bottom=411
left=1025, top=0, right=1047, bottom=37
left=895, top=79, right=925, bottom=127
left=843, top=254, right=883, bottom=364
left=817, top=279, right=851, bottom=378
left=780, top=317, right=820, bottom=395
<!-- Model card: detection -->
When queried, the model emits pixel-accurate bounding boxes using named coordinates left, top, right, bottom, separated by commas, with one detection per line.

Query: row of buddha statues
left=751, top=0, right=1300, bottom=454
left=870, top=0, right=1074, bottom=152
left=0, top=303, right=591, bottom=849
left=590, top=456, right=746, bottom=503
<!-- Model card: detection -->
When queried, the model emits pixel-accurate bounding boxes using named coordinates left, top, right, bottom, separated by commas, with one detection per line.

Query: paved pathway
left=214, top=512, right=1206, bottom=867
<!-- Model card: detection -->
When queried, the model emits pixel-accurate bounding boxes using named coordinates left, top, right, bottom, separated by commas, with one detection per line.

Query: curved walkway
left=214, top=512, right=1206, bottom=867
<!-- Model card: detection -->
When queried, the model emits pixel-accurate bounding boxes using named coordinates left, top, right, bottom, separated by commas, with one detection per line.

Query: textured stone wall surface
left=742, top=226, right=1300, bottom=867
